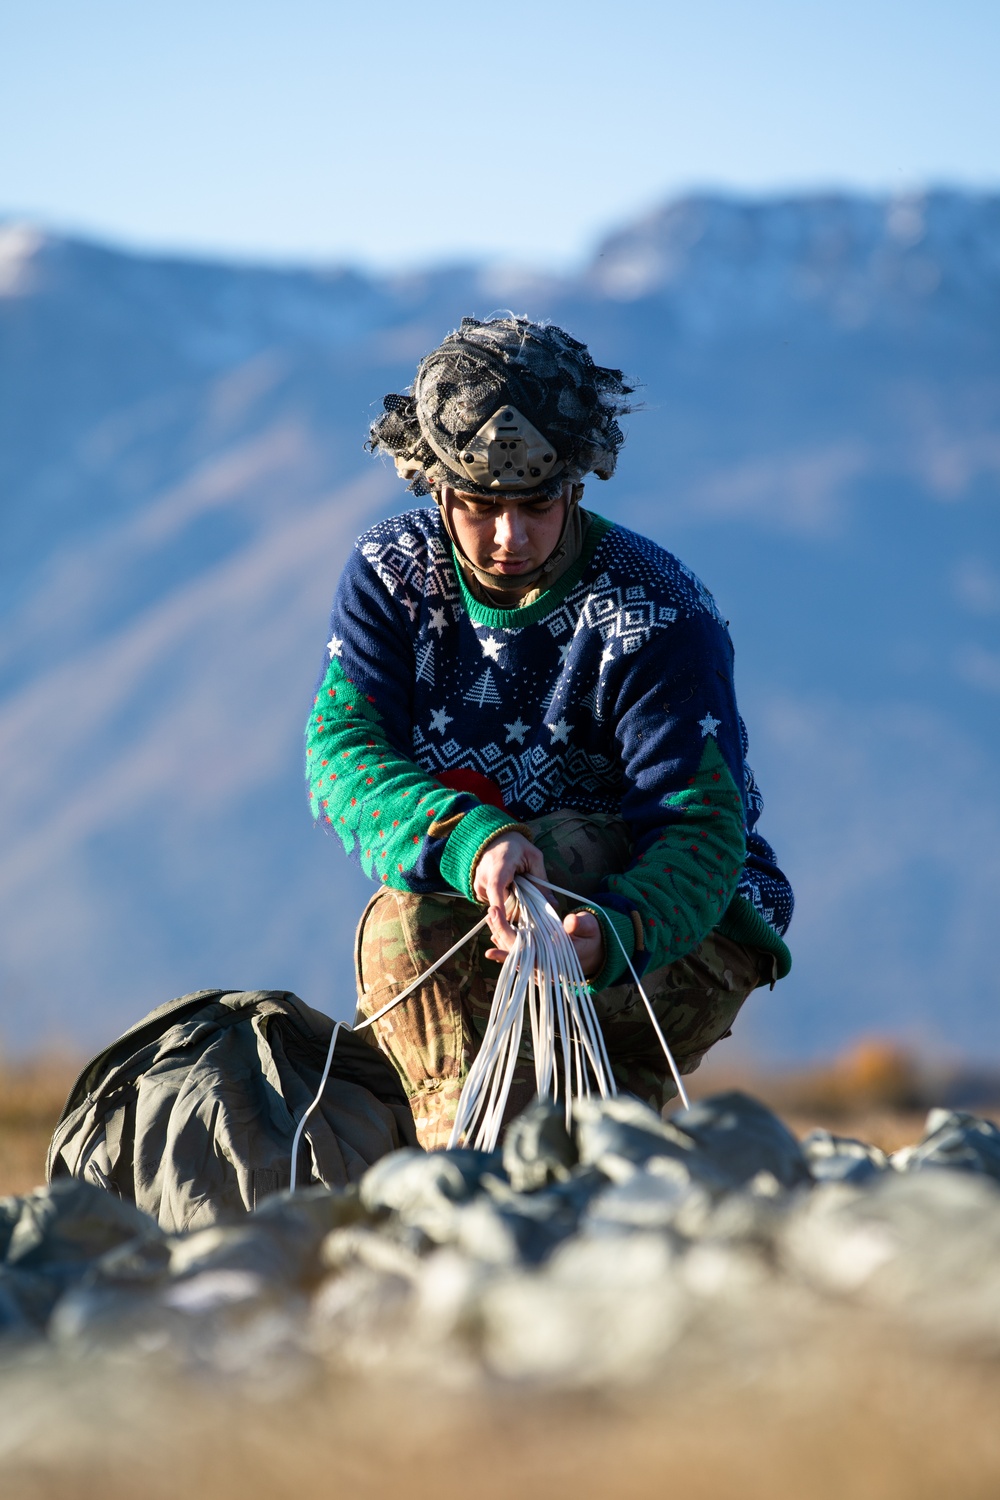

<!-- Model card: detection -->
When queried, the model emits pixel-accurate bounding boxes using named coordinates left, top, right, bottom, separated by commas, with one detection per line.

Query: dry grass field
left=694, top=1035, right=1000, bottom=1150
left=0, top=1035, right=995, bottom=1199
left=0, top=1053, right=78, bottom=1196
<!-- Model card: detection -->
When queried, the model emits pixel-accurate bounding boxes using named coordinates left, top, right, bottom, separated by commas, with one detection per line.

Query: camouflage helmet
left=369, top=316, right=633, bottom=498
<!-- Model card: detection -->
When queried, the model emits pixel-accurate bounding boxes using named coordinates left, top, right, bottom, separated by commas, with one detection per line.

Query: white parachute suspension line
left=289, top=1020, right=345, bottom=1195
left=289, top=872, right=692, bottom=1188
left=532, top=876, right=691, bottom=1111
left=288, top=911, right=491, bottom=1192
left=448, top=917, right=531, bottom=1150
left=447, top=877, right=619, bottom=1152
left=526, top=879, right=617, bottom=1104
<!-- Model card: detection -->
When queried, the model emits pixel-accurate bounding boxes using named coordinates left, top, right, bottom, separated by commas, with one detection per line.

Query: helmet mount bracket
left=442, top=406, right=562, bottom=491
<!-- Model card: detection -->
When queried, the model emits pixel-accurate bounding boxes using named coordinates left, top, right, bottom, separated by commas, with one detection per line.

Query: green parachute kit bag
left=46, top=988, right=417, bottom=1234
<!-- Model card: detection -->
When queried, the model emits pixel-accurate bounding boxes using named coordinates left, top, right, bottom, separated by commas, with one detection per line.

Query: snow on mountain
left=1, top=193, right=998, bottom=1060
left=587, top=190, right=1000, bottom=333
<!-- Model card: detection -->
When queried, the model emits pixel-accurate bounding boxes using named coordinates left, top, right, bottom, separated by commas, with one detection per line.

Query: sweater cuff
left=586, top=904, right=637, bottom=992
left=439, top=806, right=532, bottom=901
left=716, top=894, right=793, bottom=980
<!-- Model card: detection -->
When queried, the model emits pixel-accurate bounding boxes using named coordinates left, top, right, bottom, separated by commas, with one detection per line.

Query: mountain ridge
left=1, top=189, right=998, bottom=1060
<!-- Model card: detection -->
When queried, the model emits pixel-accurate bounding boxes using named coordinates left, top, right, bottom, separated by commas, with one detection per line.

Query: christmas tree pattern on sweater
left=307, top=507, right=793, bottom=986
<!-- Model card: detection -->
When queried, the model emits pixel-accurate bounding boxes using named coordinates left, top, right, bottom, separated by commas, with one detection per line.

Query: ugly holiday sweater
left=306, top=507, right=793, bottom=990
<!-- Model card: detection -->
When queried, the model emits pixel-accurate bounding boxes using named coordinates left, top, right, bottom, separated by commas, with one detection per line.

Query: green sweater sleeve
left=586, top=738, right=747, bottom=990
left=307, top=656, right=525, bottom=896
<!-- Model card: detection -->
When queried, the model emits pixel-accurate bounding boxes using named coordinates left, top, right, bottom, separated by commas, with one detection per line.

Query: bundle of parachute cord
left=290, top=878, right=689, bottom=1190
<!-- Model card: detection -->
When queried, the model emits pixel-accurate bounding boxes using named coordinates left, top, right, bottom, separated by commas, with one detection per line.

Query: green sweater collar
left=452, top=514, right=613, bottom=629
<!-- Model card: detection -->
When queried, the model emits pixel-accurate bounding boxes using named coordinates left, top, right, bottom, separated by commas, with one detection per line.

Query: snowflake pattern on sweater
left=307, top=508, right=793, bottom=987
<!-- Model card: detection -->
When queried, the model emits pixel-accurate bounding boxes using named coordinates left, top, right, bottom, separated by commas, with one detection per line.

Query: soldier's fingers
left=564, top=909, right=599, bottom=938
left=483, top=852, right=517, bottom=910
left=488, top=901, right=516, bottom=946
left=493, top=901, right=517, bottom=943
left=481, top=878, right=501, bottom=914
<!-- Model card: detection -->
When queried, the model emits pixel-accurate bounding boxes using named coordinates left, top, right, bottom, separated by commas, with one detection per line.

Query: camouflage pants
left=354, top=811, right=768, bottom=1151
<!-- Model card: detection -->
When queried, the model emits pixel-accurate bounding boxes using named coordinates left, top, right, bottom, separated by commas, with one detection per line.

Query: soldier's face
left=441, top=483, right=571, bottom=581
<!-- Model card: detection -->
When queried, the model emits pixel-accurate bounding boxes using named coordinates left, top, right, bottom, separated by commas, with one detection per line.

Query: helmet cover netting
left=368, top=316, right=634, bottom=498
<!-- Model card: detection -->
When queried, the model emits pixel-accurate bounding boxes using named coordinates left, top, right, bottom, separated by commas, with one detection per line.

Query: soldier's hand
left=474, top=831, right=547, bottom=958
left=563, top=909, right=605, bottom=979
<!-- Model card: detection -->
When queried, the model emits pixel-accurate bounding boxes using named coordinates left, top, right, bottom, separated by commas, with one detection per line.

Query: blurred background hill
left=1, top=187, right=998, bottom=1060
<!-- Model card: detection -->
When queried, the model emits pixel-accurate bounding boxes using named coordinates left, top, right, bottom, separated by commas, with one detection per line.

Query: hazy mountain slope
left=1, top=193, right=998, bottom=1059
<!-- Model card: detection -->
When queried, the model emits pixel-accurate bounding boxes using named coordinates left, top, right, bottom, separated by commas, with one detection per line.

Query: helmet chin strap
left=435, top=485, right=584, bottom=596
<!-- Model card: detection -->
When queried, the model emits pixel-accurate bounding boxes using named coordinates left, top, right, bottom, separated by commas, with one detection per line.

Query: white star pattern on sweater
left=401, top=595, right=418, bottom=621
left=558, top=641, right=573, bottom=664
left=326, top=635, right=343, bottom=658
left=341, top=509, right=792, bottom=943
left=480, top=635, right=504, bottom=661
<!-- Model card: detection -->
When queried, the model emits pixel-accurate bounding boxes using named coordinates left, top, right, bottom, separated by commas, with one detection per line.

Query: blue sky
left=1, top=0, right=998, bottom=270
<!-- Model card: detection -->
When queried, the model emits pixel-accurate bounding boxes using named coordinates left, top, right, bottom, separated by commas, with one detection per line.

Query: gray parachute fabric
left=47, top=989, right=417, bottom=1234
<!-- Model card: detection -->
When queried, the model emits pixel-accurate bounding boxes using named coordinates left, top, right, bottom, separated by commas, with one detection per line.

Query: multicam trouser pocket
left=355, top=810, right=768, bottom=1149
